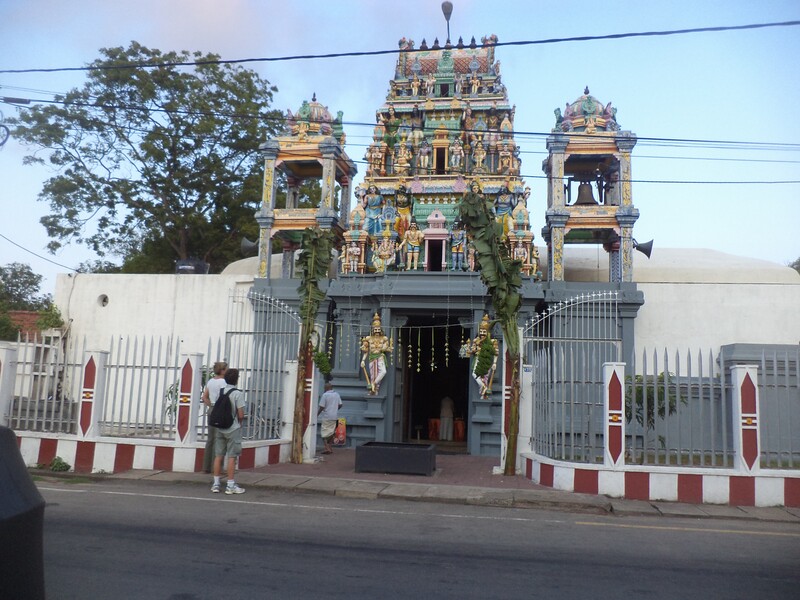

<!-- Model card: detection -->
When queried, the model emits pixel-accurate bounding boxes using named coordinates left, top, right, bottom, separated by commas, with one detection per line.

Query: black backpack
left=208, top=387, right=239, bottom=429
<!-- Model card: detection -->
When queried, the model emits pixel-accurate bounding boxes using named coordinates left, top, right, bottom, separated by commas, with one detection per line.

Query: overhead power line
left=0, top=232, right=79, bottom=272
left=1, top=21, right=798, bottom=74
left=4, top=95, right=800, bottom=155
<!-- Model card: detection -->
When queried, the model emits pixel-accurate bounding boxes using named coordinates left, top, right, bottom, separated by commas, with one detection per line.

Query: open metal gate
left=523, top=291, right=623, bottom=463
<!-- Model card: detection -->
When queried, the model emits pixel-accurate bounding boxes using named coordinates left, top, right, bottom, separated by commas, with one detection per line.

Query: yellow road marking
left=576, top=521, right=800, bottom=537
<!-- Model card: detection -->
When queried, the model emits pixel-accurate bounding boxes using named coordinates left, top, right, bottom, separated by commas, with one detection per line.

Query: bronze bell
left=574, top=182, right=597, bottom=205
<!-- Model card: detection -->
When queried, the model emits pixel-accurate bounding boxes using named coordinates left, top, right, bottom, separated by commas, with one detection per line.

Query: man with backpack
left=201, top=361, right=227, bottom=473
left=210, top=368, right=246, bottom=495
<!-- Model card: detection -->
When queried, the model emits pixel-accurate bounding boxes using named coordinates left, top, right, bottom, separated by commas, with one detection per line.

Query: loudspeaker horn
left=240, top=236, right=258, bottom=256
left=633, top=239, right=654, bottom=259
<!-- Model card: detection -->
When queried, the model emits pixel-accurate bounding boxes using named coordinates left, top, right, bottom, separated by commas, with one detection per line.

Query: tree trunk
left=503, top=353, right=521, bottom=476
left=291, top=338, right=311, bottom=464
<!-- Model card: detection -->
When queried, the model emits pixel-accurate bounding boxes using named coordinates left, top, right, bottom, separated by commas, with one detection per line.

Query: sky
left=1, top=0, right=799, bottom=293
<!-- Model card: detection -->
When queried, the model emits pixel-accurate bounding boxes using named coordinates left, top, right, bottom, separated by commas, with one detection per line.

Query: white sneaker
left=211, top=483, right=220, bottom=493
left=225, top=484, right=245, bottom=495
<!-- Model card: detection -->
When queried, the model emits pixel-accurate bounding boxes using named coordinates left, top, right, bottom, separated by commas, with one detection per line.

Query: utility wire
left=4, top=95, right=800, bottom=154
left=1, top=20, right=798, bottom=74
left=0, top=232, right=79, bottom=272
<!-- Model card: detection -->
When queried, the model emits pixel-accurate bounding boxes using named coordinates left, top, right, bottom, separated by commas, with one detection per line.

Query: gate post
left=301, top=350, right=317, bottom=463
left=603, top=362, right=626, bottom=467
left=175, top=353, right=203, bottom=445
left=731, top=365, right=760, bottom=473
left=0, top=345, right=18, bottom=427
left=79, top=350, right=109, bottom=439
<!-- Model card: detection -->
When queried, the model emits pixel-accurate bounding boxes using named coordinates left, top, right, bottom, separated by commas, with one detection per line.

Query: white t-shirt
left=205, top=377, right=227, bottom=401
left=204, top=377, right=226, bottom=413
left=318, top=390, right=342, bottom=421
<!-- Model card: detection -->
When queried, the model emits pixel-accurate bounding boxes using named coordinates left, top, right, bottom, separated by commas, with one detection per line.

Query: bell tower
left=256, top=94, right=357, bottom=279
left=542, top=88, right=639, bottom=282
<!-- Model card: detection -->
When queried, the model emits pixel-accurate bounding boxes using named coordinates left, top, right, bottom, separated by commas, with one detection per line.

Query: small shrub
left=49, top=456, right=71, bottom=472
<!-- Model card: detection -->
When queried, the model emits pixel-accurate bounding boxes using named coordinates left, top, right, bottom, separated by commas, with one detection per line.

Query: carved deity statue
left=360, top=313, right=393, bottom=395
left=417, top=139, right=431, bottom=173
left=449, top=222, right=466, bottom=271
left=449, top=138, right=465, bottom=172
left=462, top=314, right=499, bottom=399
left=362, top=183, right=385, bottom=237
left=399, top=220, right=424, bottom=270
left=344, top=241, right=361, bottom=274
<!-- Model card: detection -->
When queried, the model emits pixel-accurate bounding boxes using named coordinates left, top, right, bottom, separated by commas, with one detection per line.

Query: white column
left=0, top=344, right=18, bottom=427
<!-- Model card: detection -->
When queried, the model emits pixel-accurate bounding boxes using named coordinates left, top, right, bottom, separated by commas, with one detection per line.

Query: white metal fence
left=8, top=290, right=302, bottom=441
left=625, top=348, right=732, bottom=467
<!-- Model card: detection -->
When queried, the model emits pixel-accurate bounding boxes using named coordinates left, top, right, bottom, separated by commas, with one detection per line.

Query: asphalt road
left=39, top=478, right=800, bottom=600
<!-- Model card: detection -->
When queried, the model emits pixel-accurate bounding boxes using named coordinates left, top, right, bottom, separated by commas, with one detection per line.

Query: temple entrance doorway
left=397, top=315, right=470, bottom=453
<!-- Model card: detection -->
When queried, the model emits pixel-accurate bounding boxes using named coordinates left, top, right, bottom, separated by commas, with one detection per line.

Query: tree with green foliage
left=0, top=262, right=51, bottom=310
left=9, top=42, right=283, bottom=273
left=790, top=257, right=800, bottom=274
left=0, top=309, right=18, bottom=341
left=459, top=181, right=523, bottom=475
left=0, top=262, right=64, bottom=338
left=293, top=226, right=336, bottom=463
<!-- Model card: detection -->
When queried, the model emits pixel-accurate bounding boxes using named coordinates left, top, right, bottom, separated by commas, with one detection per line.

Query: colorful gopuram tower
left=343, top=34, right=539, bottom=277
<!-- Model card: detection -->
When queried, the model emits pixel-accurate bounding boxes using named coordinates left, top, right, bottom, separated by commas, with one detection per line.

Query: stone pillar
left=286, top=175, right=301, bottom=209
left=616, top=136, right=637, bottom=208
left=281, top=241, right=299, bottom=279
left=319, top=137, right=339, bottom=210
left=301, top=343, right=317, bottom=463
left=545, top=211, right=569, bottom=282
left=731, top=365, right=760, bottom=473
left=603, top=362, right=625, bottom=467
left=256, top=212, right=274, bottom=279
left=340, top=175, right=351, bottom=229
left=78, top=350, right=109, bottom=439
left=257, top=140, right=280, bottom=280
left=617, top=209, right=640, bottom=283
left=545, top=136, right=568, bottom=209
left=0, top=345, right=18, bottom=427
left=175, top=353, right=203, bottom=445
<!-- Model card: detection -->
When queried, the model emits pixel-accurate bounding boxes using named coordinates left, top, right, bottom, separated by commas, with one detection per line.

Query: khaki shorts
left=214, top=427, right=243, bottom=459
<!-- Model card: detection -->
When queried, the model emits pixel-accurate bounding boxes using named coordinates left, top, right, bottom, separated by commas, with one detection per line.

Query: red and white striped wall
left=520, top=363, right=800, bottom=508
left=9, top=348, right=289, bottom=474
left=14, top=431, right=285, bottom=474
left=523, top=455, right=800, bottom=508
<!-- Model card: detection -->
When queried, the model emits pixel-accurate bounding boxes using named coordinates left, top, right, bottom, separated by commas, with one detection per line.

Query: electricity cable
left=1, top=21, right=798, bottom=74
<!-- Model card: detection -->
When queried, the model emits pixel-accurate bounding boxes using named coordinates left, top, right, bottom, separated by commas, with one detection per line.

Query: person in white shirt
left=317, top=382, right=343, bottom=454
left=440, top=396, right=455, bottom=441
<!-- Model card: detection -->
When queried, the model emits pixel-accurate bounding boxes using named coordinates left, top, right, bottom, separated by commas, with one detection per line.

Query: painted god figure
left=399, top=220, right=424, bottom=270
left=394, top=184, right=413, bottom=237
left=371, top=232, right=396, bottom=273
left=345, top=241, right=361, bottom=274
left=449, top=222, right=466, bottom=271
left=494, top=183, right=516, bottom=238
left=360, top=313, right=393, bottom=395
left=462, top=314, right=499, bottom=399
left=362, top=183, right=385, bottom=237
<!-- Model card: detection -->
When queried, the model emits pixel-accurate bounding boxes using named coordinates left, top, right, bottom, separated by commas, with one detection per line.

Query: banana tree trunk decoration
left=459, top=180, right=523, bottom=476
left=293, top=226, right=335, bottom=463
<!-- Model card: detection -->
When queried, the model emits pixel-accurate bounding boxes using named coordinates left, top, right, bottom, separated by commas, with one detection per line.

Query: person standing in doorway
left=439, top=396, right=454, bottom=441
left=211, top=368, right=246, bottom=495
left=201, top=361, right=227, bottom=473
left=317, top=382, right=343, bottom=455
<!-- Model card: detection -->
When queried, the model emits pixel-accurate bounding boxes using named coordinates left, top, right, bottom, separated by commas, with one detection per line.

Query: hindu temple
left=253, top=33, right=645, bottom=456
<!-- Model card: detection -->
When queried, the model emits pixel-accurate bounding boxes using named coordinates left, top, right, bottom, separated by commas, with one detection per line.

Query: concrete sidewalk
left=91, top=449, right=800, bottom=523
